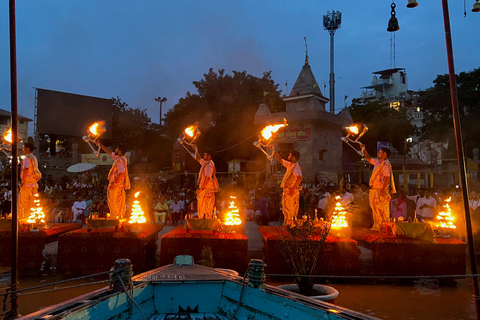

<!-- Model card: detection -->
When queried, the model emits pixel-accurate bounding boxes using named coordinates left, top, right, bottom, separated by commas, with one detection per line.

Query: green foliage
left=110, top=97, right=172, bottom=166
left=163, top=68, right=285, bottom=170
left=198, top=246, right=215, bottom=268
left=419, top=68, right=480, bottom=158
left=348, top=99, right=415, bottom=155
left=277, top=220, right=332, bottom=295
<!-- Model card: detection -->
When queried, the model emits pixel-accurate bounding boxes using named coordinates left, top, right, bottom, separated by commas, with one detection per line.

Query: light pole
left=323, top=10, right=342, bottom=114
left=155, top=97, right=167, bottom=126
left=407, top=0, right=479, bottom=317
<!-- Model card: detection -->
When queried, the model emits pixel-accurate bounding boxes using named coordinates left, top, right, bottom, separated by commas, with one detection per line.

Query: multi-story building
left=361, top=67, right=423, bottom=142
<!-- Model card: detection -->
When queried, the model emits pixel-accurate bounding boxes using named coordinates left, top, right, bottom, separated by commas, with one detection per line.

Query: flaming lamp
left=128, top=192, right=147, bottom=233
left=253, top=118, right=288, bottom=161
left=341, top=123, right=368, bottom=156
left=177, top=125, right=201, bottom=158
left=221, top=196, right=243, bottom=234
left=82, top=121, right=106, bottom=156
left=330, top=196, right=349, bottom=237
left=25, top=193, right=46, bottom=231
left=0, top=129, right=13, bottom=156
left=435, top=197, right=457, bottom=238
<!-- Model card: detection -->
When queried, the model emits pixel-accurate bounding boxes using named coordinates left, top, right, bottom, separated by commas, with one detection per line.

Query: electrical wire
left=215, top=131, right=260, bottom=153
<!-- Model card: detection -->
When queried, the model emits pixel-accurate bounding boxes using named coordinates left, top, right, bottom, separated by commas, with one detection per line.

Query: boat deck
left=148, top=314, right=226, bottom=320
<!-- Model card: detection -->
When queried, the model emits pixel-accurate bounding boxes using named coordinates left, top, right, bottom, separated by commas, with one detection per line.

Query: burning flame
left=331, top=196, right=348, bottom=229
left=260, top=118, right=288, bottom=141
left=184, top=126, right=196, bottom=138
left=435, top=197, right=456, bottom=229
left=347, top=125, right=359, bottom=135
left=3, top=129, right=12, bottom=143
left=128, top=191, right=147, bottom=224
left=89, top=122, right=100, bottom=135
left=223, top=196, right=242, bottom=226
left=27, top=193, right=46, bottom=224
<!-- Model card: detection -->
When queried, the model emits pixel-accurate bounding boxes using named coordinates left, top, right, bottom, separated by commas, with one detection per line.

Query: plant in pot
left=276, top=199, right=349, bottom=302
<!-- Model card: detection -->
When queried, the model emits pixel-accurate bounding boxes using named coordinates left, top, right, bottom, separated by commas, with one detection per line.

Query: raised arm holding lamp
left=97, top=142, right=131, bottom=219
left=270, top=146, right=303, bottom=226
left=359, top=142, right=396, bottom=231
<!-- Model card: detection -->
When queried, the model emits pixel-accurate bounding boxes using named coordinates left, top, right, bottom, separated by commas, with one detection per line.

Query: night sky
left=1, top=1, right=478, bottom=135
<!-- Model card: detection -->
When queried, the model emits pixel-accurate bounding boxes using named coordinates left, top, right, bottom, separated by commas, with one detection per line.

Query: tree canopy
left=419, top=67, right=480, bottom=157
left=163, top=68, right=285, bottom=171
left=348, top=99, right=415, bottom=155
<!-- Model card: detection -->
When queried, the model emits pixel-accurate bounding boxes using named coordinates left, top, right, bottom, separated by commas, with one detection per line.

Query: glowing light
left=27, top=193, right=46, bottom=224
left=331, top=196, right=348, bottom=230
left=128, top=192, right=147, bottom=224
left=184, top=126, right=196, bottom=138
left=347, top=125, right=359, bottom=135
left=3, top=129, right=12, bottom=143
left=435, top=197, right=456, bottom=230
left=260, top=119, right=288, bottom=141
left=223, top=196, right=242, bottom=226
left=89, top=122, right=99, bottom=135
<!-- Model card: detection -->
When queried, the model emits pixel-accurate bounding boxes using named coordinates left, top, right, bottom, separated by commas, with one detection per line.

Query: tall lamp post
left=407, top=0, right=479, bottom=317
left=323, top=10, right=342, bottom=114
left=155, top=97, right=167, bottom=126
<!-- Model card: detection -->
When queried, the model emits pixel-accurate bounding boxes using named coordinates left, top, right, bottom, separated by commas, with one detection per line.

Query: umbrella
left=67, top=163, right=96, bottom=173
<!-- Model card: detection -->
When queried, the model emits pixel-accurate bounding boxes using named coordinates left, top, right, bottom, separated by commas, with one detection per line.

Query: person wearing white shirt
left=72, top=197, right=87, bottom=222
left=468, top=190, right=480, bottom=213
left=417, top=189, right=437, bottom=221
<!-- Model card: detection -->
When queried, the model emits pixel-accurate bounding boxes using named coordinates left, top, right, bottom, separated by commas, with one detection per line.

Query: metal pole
left=8, top=0, right=19, bottom=318
left=329, top=31, right=335, bottom=114
left=441, top=0, right=480, bottom=318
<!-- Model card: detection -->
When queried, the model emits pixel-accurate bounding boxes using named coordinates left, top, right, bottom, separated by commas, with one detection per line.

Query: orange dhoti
left=369, top=188, right=391, bottom=230
left=197, top=188, right=215, bottom=219
left=282, top=189, right=299, bottom=226
left=18, top=186, right=37, bottom=219
left=107, top=187, right=126, bottom=219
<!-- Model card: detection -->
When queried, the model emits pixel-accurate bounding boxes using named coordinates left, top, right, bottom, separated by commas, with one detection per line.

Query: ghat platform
left=0, top=223, right=81, bottom=275
left=351, top=228, right=466, bottom=276
left=57, top=224, right=162, bottom=275
left=159, top=226, right=248, bottom=274
left=258, top=226, right=361, bottom=277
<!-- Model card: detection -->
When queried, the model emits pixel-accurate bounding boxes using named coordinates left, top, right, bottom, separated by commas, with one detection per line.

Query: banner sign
left=81, top=153, right=131, bottom=166
left=276, top=128, right=311, bottom=141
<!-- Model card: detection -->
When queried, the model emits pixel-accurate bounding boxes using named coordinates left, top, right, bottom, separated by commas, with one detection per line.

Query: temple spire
left=304, top=37, right=309, bottom=65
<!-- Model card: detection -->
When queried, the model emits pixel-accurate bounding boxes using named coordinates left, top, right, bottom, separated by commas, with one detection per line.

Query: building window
left=319, top=149, right=327, bottom=161
left=389, top=101, right=401, bottom=110
left=0, top=118, right=8, bottom=125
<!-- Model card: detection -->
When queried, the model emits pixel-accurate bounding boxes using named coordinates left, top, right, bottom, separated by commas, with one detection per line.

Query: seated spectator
left=72, top=196, right=87, bottom=223
left=154, top=196, right=169, bottom=224
left=170, top=197, right=183, bottom=226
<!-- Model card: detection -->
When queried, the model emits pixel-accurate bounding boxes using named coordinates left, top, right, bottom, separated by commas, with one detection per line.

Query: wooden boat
left=19, top=256, right=379, bottom=320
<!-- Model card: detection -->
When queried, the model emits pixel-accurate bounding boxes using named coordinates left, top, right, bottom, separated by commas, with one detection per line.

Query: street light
left=155, top=97, right=167, bottom=126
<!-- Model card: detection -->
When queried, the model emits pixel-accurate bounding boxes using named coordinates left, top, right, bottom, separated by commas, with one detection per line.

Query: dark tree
left=163, top=68, right=285, bottom=171
left=348, top=99, right=415, bottom=155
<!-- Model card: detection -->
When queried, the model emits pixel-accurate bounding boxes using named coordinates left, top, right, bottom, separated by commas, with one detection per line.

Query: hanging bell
left=406, top=0, right=418, bottom=8
left=473, top=0, right=480, bottom=12
left=387, top=3, right=400, bottom=32
left=387, top=16, right=400, bottom=32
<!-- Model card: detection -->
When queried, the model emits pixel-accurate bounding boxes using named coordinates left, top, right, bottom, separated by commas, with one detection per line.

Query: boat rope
left=0, top=266, right=130, bottom=296
left=229, top=267, right=251, bottom=320
left=114, top=272, right=145, bottom=320
left=266, top=273, right=480, bottom=279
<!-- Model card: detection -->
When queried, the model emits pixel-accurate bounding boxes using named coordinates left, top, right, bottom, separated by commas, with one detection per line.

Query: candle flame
left=223, top=196, right=242, bottom=226
left=128, top=193, right=146, bottom=224
left=331, top=196, right=348, bottom=230
left=27, top=193, right=46, bottom=224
